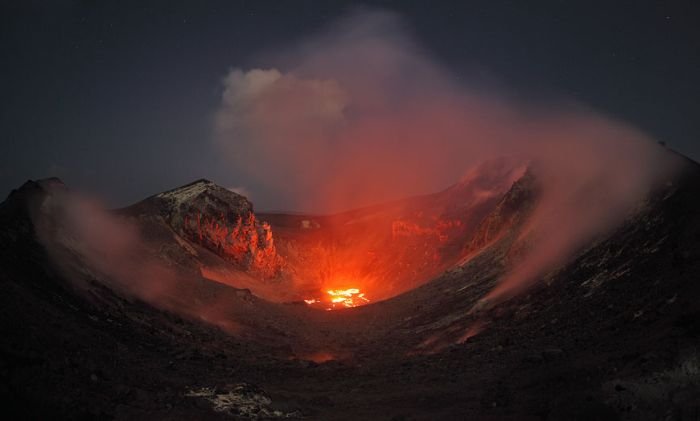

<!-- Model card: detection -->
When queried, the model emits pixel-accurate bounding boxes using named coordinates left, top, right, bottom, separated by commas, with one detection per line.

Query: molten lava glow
left=305, top=288, right=370, bottom=310
left=327, top=288, right=369, bottom=308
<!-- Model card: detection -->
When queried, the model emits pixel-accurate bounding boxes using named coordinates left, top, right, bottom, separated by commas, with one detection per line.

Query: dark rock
left=542, top=348, right=564, bottom=361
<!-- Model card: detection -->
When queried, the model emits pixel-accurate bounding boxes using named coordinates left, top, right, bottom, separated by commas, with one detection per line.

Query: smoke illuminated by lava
left=215, top=8, right=680, bottom=308
left=28, top=9, right=681, bottom=340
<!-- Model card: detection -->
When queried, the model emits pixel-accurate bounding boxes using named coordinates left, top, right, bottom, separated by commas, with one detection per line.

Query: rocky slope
left=1, top=154, right=699, bottom=420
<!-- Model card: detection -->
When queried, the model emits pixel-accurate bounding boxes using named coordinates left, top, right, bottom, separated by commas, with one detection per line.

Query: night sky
left=2, top=1, right=699, bottom=210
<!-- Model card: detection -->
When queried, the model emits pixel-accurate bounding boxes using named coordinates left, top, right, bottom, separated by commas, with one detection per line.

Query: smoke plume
left=31, top=186, right=244, bottom=335
left=28, top=9, right=680, bottom=325
left=33, top=186, right=178, bottom=304
left=214, top=9, right=680, bottom=303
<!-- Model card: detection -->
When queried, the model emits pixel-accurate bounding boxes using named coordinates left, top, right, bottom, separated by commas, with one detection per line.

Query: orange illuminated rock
left=131, top=179, right=283, bottom=278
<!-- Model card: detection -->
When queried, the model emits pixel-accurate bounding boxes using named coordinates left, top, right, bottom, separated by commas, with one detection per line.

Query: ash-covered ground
left=1, top=155, right=699, bottom=420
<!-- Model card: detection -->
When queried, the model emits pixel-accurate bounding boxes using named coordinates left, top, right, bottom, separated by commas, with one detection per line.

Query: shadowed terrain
left=1, top=154, right=699, bottom=420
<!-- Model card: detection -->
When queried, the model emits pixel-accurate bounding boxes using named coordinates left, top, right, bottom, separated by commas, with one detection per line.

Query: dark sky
left=1, top=0, right=699, bottom=209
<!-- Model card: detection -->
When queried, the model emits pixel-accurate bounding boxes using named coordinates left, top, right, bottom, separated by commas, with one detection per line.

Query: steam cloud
left=215, top=9, right=680, bottom=304
left=34, top=187, right=177, bottom=304
left=215, top=10, right=505, bottom=212
left=32, top=187, right=241, bottom=334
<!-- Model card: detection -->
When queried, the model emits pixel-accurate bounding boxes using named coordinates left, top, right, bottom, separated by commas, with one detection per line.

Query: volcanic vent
left=115, top=159, right=528, bottom=309
left=259, top=159, right=528, bottom=305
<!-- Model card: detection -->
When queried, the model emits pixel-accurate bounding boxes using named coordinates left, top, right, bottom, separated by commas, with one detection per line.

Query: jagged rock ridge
left=134, top=179, right=282, bottom=278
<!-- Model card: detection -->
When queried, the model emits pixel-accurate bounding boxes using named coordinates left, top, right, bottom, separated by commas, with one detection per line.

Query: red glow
left=298, top=352, right=335, bottom=363
left=210, top=10, right=679, bottom=319
left=305, top=287, right=370, bottom=310
left=183, top=211, right=280, bottom=278
left=254, top=160, right=527, bottom=304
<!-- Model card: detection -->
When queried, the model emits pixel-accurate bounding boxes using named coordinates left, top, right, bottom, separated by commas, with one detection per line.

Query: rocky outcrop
left=464, top=168, right=540, bottom=254
left=140, top=179, right=282, bottom=278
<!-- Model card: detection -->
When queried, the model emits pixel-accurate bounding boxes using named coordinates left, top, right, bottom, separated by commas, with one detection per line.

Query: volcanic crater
left=1, top=154, right=700, bottom=420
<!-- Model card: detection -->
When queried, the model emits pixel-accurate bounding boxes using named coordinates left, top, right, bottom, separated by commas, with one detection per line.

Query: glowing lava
left=327, top=288, right=369, bottom=308
left=305, top=288, right=370, bottom=310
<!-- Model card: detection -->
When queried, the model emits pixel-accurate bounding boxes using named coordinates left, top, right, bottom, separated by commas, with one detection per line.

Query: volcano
left=1, top=153, right=700, bottom=420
